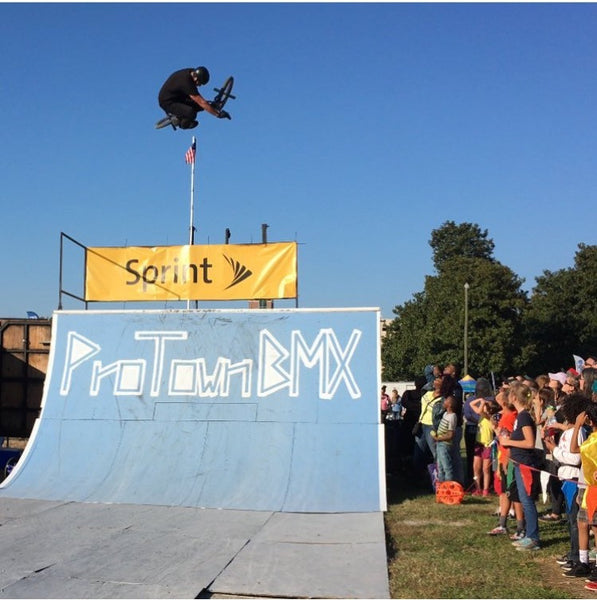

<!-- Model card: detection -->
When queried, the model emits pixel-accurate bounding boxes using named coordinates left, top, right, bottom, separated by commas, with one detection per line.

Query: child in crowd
left=500, top=383, right=541, bottom=551
left=567, top=401, right=597, bottom=590
left=542, top=393, right=588, bottom=576
left=389, top=388, right=404, bottom=421
left=488, top=387, right=525, bottom=537
left=473, top=402, right=497, bottom=496
left=431, top=396, right=457, bottom=483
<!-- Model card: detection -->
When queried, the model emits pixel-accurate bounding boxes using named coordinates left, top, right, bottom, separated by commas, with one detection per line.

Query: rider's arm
left=190, top=93, right=221, bottom=117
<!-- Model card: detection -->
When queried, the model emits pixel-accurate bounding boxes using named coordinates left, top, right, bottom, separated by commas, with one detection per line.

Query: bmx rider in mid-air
left=158, top=66, right=228, bottom=129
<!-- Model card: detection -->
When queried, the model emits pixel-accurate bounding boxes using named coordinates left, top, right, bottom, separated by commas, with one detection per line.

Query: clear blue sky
left=1, top=3, right=596, bottom=319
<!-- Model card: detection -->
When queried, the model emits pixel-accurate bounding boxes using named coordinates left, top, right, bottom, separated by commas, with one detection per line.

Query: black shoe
left=585, top=566, right=597, bottom=583
left=563, top=563, right=591, bottom=578
left=560, top=560, right=576, bottom=571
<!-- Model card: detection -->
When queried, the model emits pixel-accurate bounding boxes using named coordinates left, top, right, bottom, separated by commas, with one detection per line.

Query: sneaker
left=585, top=581, right=597, bottom=592
left=513, top=537, right=540, bottom=551
left=560, top=560, right=576, bottom=571
left=556, top=554, right=571, bottom=565
left=510, top=531, right=526, bottom=541
left=539, top=513, right=561, bottom=522
left=488, top=526, right=507, bottom=535
left=563, top=563, right=591, bottom=578
left=585, top=567, right=597, bottom=583
left=482, top=490, right=490, bottom=497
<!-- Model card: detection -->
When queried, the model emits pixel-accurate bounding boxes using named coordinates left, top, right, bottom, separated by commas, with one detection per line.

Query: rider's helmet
left=191, top=66, right=210, bottom=86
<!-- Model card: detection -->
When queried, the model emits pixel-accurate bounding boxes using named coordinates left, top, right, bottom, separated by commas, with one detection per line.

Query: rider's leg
left=162, top=102, right=198, bottom=128
left=180, top=121, right=198, bottom=129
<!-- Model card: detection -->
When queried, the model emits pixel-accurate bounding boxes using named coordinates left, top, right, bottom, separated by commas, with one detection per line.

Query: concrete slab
left=0, top=499, right=273, bottom=599
left=208, top=512, right=390, bottom=599
left=0, top=499, right=389, bottom=599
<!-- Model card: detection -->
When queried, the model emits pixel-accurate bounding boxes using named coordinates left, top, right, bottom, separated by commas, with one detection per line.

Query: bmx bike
left=155, top=76, right=235, bottom=130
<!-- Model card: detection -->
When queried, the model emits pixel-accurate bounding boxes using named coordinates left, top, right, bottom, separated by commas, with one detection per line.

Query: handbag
left=412, top=394, right=439, bottom=438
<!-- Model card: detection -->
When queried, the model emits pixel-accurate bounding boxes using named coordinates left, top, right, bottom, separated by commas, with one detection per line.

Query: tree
left=382, top=222, right=527, bottom=381
left=430, top=221, right=495, bottom=273
left=382, top=292, right=430, bottom=380
left=523, top=243, right=597, bottom=373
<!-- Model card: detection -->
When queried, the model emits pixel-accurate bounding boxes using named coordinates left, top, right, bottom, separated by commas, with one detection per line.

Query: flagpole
left=189, top=135, right=196, bottom=246
left=187, top=135, right=196, bottom=309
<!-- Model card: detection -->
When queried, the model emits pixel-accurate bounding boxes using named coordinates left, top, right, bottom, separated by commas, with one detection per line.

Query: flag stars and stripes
left=185, top=141, right=196, bottom=164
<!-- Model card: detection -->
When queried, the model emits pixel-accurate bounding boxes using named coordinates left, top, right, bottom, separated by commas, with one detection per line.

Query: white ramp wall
left=1, top=308, right=385, bottom=513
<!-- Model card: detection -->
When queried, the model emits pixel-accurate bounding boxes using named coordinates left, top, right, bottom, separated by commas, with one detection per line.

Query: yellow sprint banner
left=85, top=242, right=297, bottom=302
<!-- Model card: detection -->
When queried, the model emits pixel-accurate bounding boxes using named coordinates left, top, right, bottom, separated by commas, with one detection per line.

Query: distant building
left=380, top=318, right=394, bottom=339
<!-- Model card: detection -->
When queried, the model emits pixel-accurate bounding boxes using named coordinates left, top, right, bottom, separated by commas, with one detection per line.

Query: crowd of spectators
left=382, top=359, right=597, bottom=590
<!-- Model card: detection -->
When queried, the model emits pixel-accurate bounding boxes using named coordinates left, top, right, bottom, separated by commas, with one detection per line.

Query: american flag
left=185, top=140, right=196, bottom=164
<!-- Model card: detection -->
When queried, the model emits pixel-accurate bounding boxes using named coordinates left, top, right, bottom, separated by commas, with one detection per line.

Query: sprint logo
left=125, top=254, right=253, bottom=291
left=224, top=255, right=253, bottom=288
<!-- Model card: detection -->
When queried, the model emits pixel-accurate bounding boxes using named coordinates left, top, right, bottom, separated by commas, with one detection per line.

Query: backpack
left=431, top=397, right=446, bottom=431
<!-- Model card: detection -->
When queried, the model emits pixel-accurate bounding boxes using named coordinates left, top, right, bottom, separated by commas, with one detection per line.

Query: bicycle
left=155, top=76, right=235, bottom=130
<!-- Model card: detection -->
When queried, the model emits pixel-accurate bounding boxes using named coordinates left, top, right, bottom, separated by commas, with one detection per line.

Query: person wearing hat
left=158, top=66, right=228, bottom=129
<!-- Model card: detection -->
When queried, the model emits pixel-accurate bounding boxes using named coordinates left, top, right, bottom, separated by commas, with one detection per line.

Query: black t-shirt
left=158, top=69, right=198, bottom=104
left=510, top=409, right=538, bottom=466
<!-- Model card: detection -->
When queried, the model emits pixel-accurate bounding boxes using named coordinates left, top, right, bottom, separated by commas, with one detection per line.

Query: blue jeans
left=413, top=424, right=437, bottom=473
left=436, top=441, right=453, bottom=481
left=567, top=484, right=580, bottom=561
left=514, top=464, right=540, bottom=542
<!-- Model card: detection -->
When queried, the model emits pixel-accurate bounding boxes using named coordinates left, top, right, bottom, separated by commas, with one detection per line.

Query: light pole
left=464, top=282, right=470, bottom=375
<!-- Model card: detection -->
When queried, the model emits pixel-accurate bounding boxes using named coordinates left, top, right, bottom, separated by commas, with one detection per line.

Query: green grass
left=384, top=471, right=588, bottom=598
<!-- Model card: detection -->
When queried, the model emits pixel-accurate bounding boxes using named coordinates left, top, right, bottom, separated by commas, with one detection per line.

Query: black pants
left=160, top=98, right=203, bottom=129
left=464, top=424, right=477, bottom=486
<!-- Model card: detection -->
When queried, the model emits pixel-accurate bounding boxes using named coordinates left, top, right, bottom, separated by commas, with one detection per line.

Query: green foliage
left=383, top=223, right=597, bottom=379
left=382, top=221, right=528, bottom=380
left=429, top=220, right=495, bottom=273
left=523, top=243, right=597, bottom=374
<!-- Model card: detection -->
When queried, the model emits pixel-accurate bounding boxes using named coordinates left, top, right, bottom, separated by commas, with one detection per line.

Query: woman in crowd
left=581, top=367, right=597, bottom=401
left=413, top=376, right=444, bottom=479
